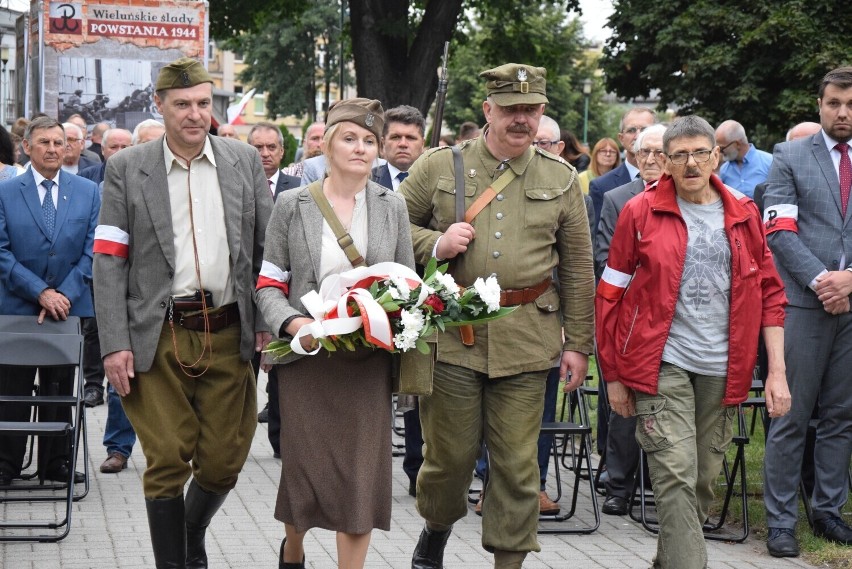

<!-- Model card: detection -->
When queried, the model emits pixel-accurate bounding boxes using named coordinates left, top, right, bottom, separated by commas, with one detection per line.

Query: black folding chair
left=0, top=315, right=88, bottom=542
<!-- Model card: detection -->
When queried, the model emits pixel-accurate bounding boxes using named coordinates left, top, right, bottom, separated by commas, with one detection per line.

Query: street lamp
left=0, top=47, right=8, bottom=127
left=582, top=78, right=592, bottom=146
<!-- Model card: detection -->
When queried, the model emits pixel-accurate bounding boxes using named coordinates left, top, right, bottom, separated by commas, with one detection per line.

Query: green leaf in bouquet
left=262, top=340, right=293, bottom=359
left=435, top=318, right=446, bottom=332
left=437, top=262, right=449, bottom=274
left=459, top=288, right=477, bottom=303
left=467, top=304, right=483, bottom=317
left=415, top=338, right=431, bottom=354
left=369, top=281, right=379, bottom=296
left=445, top=298, right=462, bottom=320
left=338, top=334, right=357, bottom=351
left=381, top=300, right=401, bottom=311
left=443, top=306, right=517, bottom=326
left=424, top=257, right=438, bottom=279
left=318, top=337, right=337, bottom=352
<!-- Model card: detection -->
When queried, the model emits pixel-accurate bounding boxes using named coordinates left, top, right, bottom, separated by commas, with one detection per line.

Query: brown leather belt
left=499, top=277, right=552, bottom=307
left=176, top=303, right=240, bottom=333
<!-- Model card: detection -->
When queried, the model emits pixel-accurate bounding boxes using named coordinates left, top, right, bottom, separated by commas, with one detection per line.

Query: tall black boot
left=185, top=479, right=229, bottom=569
left=146, top=495, right=187, bottom=569
left=412, top=524, right=452, bottom=569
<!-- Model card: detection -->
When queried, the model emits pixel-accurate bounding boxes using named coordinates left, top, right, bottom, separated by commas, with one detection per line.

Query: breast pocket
left=524, top=188, right=562, bottom=229
left=434, top=176, right=476, bottom=226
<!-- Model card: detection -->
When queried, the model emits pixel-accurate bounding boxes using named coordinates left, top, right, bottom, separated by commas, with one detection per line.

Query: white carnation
left=387, top=285, right=403, bottom=300
left=473, top=276, right=501, bottom=313
left=399, top=307, right=425, bottom=333
left=390, top=275, right=411, bottom=299
left=434, top=271, right=461, bottom=299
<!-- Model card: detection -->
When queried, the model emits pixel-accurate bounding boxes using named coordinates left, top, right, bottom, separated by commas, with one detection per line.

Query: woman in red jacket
left=596, top=115, right=791, bottom=569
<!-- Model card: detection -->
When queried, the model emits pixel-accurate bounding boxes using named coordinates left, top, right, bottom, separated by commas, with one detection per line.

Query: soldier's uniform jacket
left=400, top=129, right=595, bottom=377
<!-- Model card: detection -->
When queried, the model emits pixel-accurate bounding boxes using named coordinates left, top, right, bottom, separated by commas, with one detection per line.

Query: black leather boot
left=185, top=480, right=229, bottom=569
left=145, top=495, right=187, bottom=569
left=411, top=524, right=452, bottom=569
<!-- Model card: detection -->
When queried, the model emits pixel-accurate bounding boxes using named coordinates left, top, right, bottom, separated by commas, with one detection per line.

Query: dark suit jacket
left=594, top=178, right=644, bottom=278
left=79, top=163, right=106, bottom=185
left=371, top=164, right=393, bottom=191
left=273, top=171, right=301, bottom=201
left=77, top=155, right=100, bottom=173
left=0, top=169, right=100, bottom=316
left=589, top=162, right=633, bottom=229
left=763, top=132, right=851, bottom=308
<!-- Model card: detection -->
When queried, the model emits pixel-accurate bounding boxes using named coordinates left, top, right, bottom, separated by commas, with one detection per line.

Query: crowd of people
left=0, top=54, right=849, bottom=569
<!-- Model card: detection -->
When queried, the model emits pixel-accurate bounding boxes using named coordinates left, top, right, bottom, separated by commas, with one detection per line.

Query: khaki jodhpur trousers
left=417, top=362, right=546, bottom=553
left=634, top=362, right=735, bottom=569
left=121, top=322, right=257, bottom=498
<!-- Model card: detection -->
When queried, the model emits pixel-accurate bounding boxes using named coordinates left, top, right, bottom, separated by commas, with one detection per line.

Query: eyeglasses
left=667, top=150, right=713, bottom=165
left=636, top=149, right=663, bottom=160
left=621, top=126, right=647, bottom=135
left=66, top=138, right=81, bottom=144
left=598, top=149, right=618, bottom=155
left=719, top=140, right=737, bottom=152
left=533, top=140, right=559, bottom=149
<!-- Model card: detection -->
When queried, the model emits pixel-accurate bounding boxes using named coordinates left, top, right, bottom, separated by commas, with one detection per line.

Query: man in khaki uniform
left=400, top=63, right=595, bottom=569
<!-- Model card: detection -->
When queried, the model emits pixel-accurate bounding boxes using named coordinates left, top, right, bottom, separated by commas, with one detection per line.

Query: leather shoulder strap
left=308, top=181, right=366, bottom=267
left=452, top=145, right=465, bottom=223
left=464, top=168, right=517, bottom=224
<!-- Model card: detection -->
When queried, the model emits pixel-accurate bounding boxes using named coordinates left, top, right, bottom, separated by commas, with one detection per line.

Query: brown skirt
left=274, top=347, right=393, bottom=534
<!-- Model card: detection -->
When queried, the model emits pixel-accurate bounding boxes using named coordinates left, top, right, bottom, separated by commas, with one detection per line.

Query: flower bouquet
left=264, top=257, right=516, bottom=361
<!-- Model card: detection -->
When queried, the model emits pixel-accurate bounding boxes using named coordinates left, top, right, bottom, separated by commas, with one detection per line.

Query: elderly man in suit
left=0, top=116, right=100, bottom=486
left=93, top=57, right=273, bottom=568
left=763, top=66, right=852, bottom=557
left=594, top=123, right=666, bottom=516
left=61, top=122, right=99, bottom=175
left=245, top=121, right=298, bottom=453
left=589, top=107, right=657, bottom=228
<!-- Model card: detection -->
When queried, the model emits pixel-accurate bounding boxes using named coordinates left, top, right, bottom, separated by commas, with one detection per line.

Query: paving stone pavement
left=1, top=374, right=816, bottom=568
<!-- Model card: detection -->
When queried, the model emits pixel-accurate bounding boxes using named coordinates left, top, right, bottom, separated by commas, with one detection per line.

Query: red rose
left=387, top=309, right=402, bottom=319
left=423, top=294, right=445, bottom=314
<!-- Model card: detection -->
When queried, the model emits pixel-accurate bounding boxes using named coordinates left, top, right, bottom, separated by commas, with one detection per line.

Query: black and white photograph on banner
left=57, top=57, right=169, bottom=132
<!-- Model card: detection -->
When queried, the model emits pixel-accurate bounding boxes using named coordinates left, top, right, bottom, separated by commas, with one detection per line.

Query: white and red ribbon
left=291, top=262, right=425, bottom=355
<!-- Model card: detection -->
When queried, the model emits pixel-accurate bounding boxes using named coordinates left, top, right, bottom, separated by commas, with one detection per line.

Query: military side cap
left=326, top=98, right=385, bottom=141
left=155, top=57, right=213, bottom=91
left=480, top=63, right=548, bottom=106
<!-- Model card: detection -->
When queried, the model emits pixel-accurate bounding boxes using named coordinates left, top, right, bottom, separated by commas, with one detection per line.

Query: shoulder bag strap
left=308, top=181, right=366, bottom=268
left=463, top=168, right=517, bottom=225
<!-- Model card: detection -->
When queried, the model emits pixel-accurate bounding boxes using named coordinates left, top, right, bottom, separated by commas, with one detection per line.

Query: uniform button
left=496, top=213, right=504, bottom=220
left=490, top=273, right=497, bottom=279
left=543, top=193, right=548, bottom=198
left=160, top=301, right=167, bottom=308
left=492, top=251, right=500, bottom=258
left=495, top=232, right=502, bottom=239
left=49, top=251, right=56, bottom=257
left=547, top=305, right=553, bottom=311
left=496, top=194, right=504, bottom=201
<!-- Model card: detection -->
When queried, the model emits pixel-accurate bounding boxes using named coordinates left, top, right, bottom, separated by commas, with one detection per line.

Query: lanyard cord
left=168, top=149, right=212, bottom=377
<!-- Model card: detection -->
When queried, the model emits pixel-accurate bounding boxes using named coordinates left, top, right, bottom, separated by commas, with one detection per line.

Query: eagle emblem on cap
left=517, top=68, right=527, bottom=82
left=181, top=72, right=191, bottom=87
left=365, top=114, right=374, bottom=127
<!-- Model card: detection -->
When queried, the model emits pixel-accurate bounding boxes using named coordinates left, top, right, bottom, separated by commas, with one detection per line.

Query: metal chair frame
left=0, top=316, right=88, bottom=542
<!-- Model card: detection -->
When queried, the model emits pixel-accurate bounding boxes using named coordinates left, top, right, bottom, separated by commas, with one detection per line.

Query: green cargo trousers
left=634, top=362, right=736, bottom=569
left=416, top=361, right=546, bottom=553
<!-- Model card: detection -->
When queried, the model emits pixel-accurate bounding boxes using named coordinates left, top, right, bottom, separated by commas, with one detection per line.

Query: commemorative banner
left=24, top=0, right=207, bottom=132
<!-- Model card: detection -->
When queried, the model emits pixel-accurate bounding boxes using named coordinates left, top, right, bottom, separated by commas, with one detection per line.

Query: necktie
left=268, top=179, right=274, bottom=196
left=837, top=143, right=851, bottom=217
left=41, top=179, right=56, bottom=238
left=396, top=171, right=408, bottom=183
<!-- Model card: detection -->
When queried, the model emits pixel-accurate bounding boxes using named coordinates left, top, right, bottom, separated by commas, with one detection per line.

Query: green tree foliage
left=601, top=0, right=849, bottom=145
left=222, top=2, right=345, bottom=121
left=210, top=0, right=581, bottom=120
left=442, top=2, right=602, bottom=145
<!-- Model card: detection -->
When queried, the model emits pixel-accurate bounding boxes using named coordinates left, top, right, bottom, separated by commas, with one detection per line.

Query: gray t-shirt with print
left=662, top=196, right=731, bottom=377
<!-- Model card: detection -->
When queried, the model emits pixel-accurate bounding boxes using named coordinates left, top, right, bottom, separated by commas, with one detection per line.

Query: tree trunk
left=349, top=0, right=462, bottom=117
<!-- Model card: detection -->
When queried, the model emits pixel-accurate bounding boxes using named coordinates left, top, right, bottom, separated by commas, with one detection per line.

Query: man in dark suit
left=246, top=121, right=298, bottom=456
left=93, top=58, right=272, bottom=567
left=371, top=105, right=426, bottom=192
left=60, top=122, right=99, bottom=175
left=589, top=107, right=657, bottom=228
left=763, top=66, right=852, bottom=557
left=0, top=116, right=100, bottom=486
left=594, top=124, right=666, bottom=516
left=79, top=128, right=132, bottom=188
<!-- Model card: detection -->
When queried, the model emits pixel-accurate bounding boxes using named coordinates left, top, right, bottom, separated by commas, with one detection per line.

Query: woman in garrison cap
left=256, top=98, right=415, bottom=569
